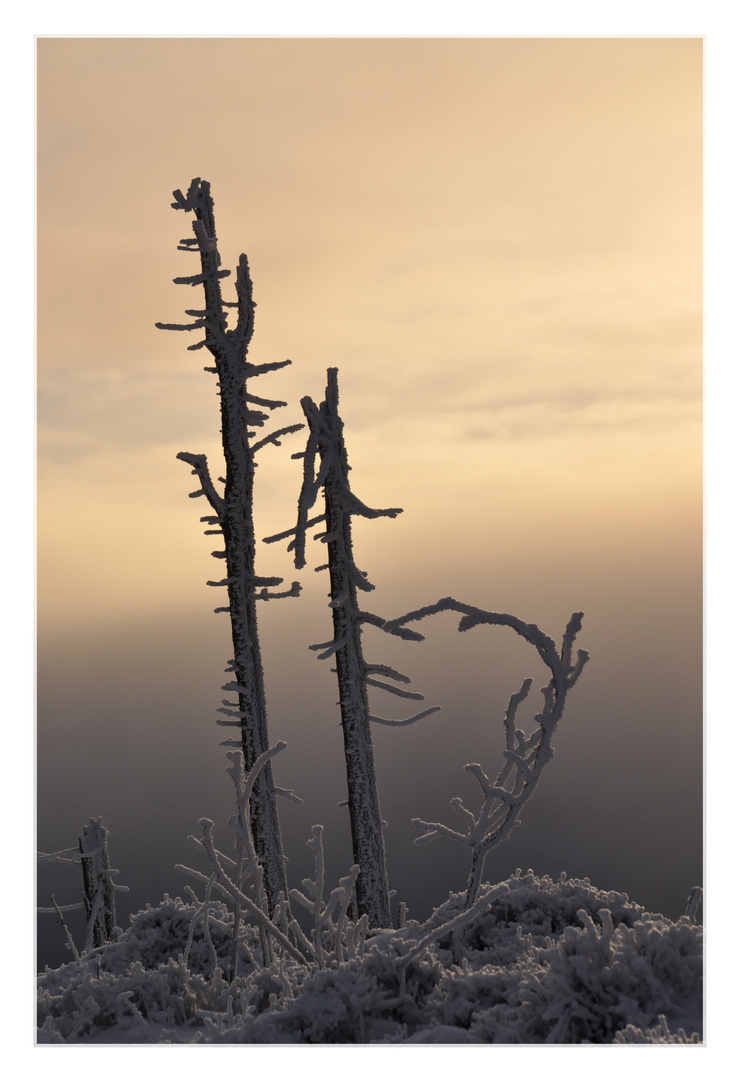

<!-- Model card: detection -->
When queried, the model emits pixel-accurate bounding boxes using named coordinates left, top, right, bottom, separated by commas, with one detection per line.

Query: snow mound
left=37, top=872, right=702, bottom=1044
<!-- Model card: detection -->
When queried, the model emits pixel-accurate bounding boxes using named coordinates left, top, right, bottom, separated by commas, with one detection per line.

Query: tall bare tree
left=157, top=178, right=302, bottom=912
left=266, top=368, right=438, bottom=927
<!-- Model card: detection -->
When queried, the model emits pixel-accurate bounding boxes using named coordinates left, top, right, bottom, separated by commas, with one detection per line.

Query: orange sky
left=37, top=37, right=701, bottom=637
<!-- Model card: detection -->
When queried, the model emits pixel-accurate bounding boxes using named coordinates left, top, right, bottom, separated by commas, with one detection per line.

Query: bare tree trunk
left=267, top=369, right=438, bottom=926
left=159, top=179, right=301, bottom=912
left=79, top=817, right=117, bottom=949
left=464, top=849, right=486, bottom=909
left=221, top=428, right=288, bottom=910
left=318, top=383, right=392, bottom=927
left=264, top=368, right=439, bottom=926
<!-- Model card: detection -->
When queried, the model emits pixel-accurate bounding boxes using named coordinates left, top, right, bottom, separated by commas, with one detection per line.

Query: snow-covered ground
left=37, top=870, right=702, bottom=1044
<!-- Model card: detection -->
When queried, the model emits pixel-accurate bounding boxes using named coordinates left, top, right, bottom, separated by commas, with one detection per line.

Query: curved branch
left=369, top=706, right=441, bottom=727
left=384, top=600, right=589, bottom=907
left=384, top=597, right=564, bottom=673
left=251, top=423, right=305, bottom=454
left=176, top=452, right=225, bottom=517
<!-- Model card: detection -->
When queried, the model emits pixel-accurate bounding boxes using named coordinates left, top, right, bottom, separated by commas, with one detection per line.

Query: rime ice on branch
left=176, top=743, right=311, bottom=975
left=265, top=368, right=439, bottom=928
left=384, top=598, right=589, bottom=907
left=37, top=817, right=128, bottom=957
left=157, top=178, right=303, bottom=914
left=176, top=746, right=367, bottom=978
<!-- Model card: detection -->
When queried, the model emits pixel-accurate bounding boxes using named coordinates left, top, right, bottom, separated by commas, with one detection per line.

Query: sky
left=36, top=37, right=702, bottom=973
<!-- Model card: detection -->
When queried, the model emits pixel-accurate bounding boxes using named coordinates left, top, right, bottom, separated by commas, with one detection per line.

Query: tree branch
left=176, top=452, right=225, bottom=517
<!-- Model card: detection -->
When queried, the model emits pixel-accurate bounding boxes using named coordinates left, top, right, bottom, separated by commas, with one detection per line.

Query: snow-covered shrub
left=36, top=872, right=701, bottom=1044
left=428, top=870, right=646, bottom=967
left=37, top=956, right=196, bottom=1042
left=391, top=871, right=702, bottom=1045
left=175, top=790, right=380, bottom=989
left=110, top=895, right=249, bottom=978
left=465, top=905, right=702, bottom=1044
left=182, top=935, right=444, bottom=1044
left=243, top=964, right=401, bottom=1043
left=613, top=1015, right=702, bottom=1043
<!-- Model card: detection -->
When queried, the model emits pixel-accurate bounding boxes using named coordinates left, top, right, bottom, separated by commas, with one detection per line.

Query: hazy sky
left=37, top=37, right=701, bottom=969
left=38, top=37, right=701, bottom=630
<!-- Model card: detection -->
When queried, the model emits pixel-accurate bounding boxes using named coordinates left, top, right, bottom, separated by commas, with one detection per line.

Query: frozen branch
left=369, top=706, right=442, bottom=727
left=685, top=886, right=703, bottom=923
left=255, top=581, right=302, bottom=601
left=384, top=597, right=564, bottom=673
left=289, top=826, right=364, bottom=969
left=365, top=677, right=424, bottom=700
left=385, top=598, right=589, bottom=906
left=176, top=452, right=225, bottom=517
left=364, top=663, right=412, bottom=684
left=251, top=423, right=305, bottom=454
left=177, top=818, right=311, bottom=966
left=395, top=881, right=511, bottom=971
left=48, top=895, right=82, bottom=964
left=359, top=611, right=424, bottom=642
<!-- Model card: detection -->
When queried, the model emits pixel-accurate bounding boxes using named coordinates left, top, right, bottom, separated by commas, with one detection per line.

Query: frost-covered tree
left=37, top=817, right=128, bottom=957
left=384, top=599, right=589, bottom=907
left=265, top=368, right=439, bottom=928
left=157, top=179, right=303, bottom=913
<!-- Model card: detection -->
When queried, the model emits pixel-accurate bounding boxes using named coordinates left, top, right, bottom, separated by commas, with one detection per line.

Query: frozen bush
left=613, top=1015, right=702, bottom=1043
left=36, top=870, right=701, bottom=1043
left=37, top=956, right=196, bottom=1042
left=466, top=906, right=702, bottom=1044
left=428, top=870, right=646, bottom=967
left=111, top=895, right=254, bottom=979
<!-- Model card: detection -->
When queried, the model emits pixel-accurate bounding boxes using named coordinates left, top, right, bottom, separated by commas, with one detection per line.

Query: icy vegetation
left=37, top=870, right=702, bottom=1044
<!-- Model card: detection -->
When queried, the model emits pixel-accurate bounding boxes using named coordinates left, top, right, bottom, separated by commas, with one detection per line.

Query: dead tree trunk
left=266, top=368, right=439, bottom=927
left=78, top=817, right=118, bottom=949
left=158, top=179, right=302, bottom=913
left=316, top=380, right=391, bottom=927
